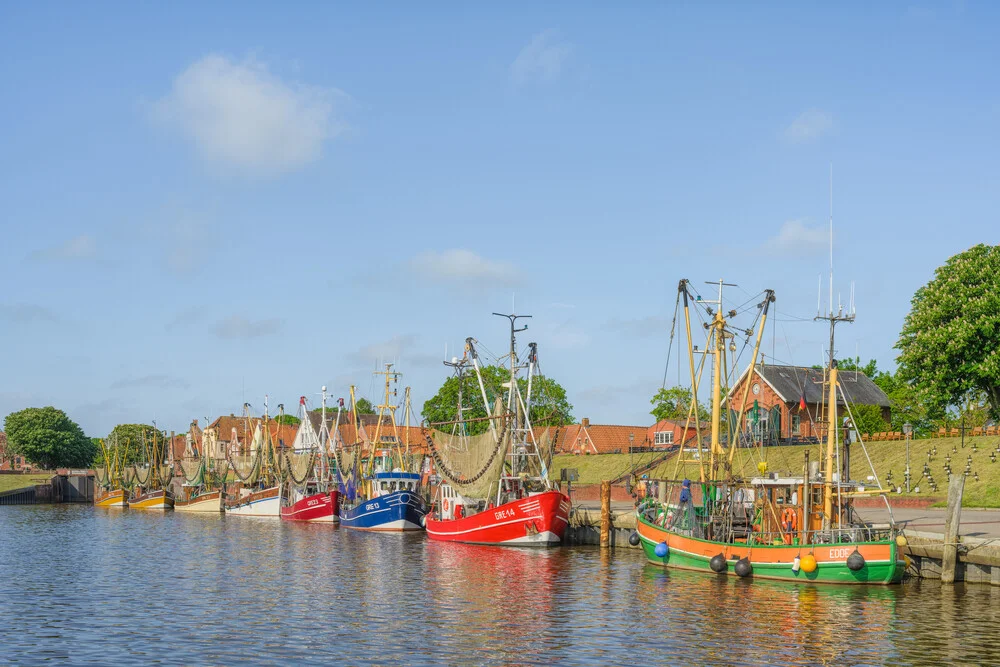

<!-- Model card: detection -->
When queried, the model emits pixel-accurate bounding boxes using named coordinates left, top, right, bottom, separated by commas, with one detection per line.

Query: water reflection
left=1, top=506, right=998, bottom=666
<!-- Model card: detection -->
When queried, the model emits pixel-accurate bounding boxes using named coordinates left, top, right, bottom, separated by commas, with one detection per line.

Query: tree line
left=5, top=244, right=999, bottom=467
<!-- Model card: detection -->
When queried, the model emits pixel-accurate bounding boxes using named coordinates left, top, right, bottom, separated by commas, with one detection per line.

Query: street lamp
left=903, top=422, right=914, bottom=492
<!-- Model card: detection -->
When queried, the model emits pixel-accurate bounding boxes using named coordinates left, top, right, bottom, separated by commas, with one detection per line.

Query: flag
left=799, top=395, right=807, bottom=411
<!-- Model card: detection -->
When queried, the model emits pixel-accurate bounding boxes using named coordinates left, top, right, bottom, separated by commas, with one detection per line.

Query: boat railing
left=743, top=525, right=897, bottom=546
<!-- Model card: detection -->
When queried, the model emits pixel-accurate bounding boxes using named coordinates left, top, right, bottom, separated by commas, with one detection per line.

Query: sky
left=1, top=3, right=998, bottom=437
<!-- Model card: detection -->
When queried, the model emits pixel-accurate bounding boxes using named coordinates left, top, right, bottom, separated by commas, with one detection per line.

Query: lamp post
left=903, top=422, right=913, bottom=492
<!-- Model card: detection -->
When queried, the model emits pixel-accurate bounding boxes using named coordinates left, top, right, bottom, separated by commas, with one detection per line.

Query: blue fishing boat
left=339, top=471, right=426, bottom=531
left=336, top=365, right=428, bottom=532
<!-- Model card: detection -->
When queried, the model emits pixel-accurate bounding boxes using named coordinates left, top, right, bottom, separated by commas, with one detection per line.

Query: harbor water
left=2, top=506, right=999, bottom=666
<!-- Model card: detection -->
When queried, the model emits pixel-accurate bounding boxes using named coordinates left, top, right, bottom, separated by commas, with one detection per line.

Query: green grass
left=0, top=473, right=53, bottom=494
left=552, top=435, right=1000, bottom=507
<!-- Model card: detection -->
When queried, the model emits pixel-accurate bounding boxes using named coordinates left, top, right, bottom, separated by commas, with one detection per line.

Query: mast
left=703, top=280, right=735, bottom=479
left=823, top=360, right=839, bottom=528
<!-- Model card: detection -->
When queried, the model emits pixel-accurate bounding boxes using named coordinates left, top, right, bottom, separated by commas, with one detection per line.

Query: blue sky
left=1, top=3, right=998, bottom=436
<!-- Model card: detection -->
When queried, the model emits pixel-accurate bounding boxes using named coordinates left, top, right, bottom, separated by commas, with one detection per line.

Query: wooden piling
left=942, top=473, right=966, bottom=584
left=600, top=480, right=612, bottom=549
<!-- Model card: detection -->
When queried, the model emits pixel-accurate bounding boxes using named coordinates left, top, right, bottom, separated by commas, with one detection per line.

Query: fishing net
left=667, top=496, right=704, bottom=538
left=427, top=422, right=509, bottom=501
left=283, top=451, right=315, bottom=485
left=94, top=466, right=109, bottom=486
left=179, top=459, right=204, bottom=484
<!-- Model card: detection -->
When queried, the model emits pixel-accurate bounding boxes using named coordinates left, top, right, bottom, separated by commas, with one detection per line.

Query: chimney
left=581, top=417, right=590, bottom=428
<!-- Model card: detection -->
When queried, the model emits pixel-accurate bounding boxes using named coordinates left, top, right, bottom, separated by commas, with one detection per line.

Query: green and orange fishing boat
left=635, top=279, right=906, bottom=585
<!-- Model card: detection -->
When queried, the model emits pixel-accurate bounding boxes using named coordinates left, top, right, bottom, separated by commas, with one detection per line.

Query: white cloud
left=152, top=54, right=344, bottom=176
left=409, top=249, right=521, bottom=287
left=510, top=30, right=572, bottom=85
left=767, top=219, right=829, bottom=253
left=783, top=109, right=833, bottom=142
left=214, top=315, right=283, bottom=339
left=31, top=235, right=97, bottom=261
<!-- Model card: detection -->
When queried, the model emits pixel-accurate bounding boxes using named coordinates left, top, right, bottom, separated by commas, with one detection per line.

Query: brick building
left=729, top=363, right=891, bottom=444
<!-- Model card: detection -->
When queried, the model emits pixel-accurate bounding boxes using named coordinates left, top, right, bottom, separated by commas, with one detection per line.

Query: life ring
left=443, top=499, right=450, bottom=513
left=781, top=507, right=798, bottom=533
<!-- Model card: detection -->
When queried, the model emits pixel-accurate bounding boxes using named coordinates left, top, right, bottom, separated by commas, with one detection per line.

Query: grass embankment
left=551, top=435, right=1000, bottom=508
left=0, top=473, right=53, bottom=494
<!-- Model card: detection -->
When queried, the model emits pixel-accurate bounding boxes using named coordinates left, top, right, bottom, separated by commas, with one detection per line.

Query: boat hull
left=129, top=489, right=175, bottom=510
left=340, top=490, right=426, bottom=531
left=636, top=513, right=904, bottom=585
left=95, top=488, right=127, bottom=508
left=225, top=486, right=281, bottom=517
left=281, top=491, right=339, bottom=523
left=426, top=491, right=571, bottom=546
left=175, top=490, right=223, bottom=513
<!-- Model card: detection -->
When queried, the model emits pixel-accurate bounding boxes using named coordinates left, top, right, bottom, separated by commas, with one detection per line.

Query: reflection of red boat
left=280, top=490, right=338, bottom=522
left=426, top=490, right=570, bottom=546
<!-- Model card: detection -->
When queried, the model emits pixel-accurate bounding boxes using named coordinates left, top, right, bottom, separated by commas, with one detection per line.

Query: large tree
left=896, top=244, right=1000, bottom=419
left=650, top=386, right=709, bottom=423
left=3, top=407, right=96, bottom=470
left=422, top=365, right=573, bottom=435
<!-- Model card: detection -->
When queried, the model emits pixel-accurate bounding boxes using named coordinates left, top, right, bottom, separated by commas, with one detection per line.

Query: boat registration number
left=829, top=547, right=853, bottom=559
left=366, top=503, right=378, bottom=511
left=495, top=508, right=517, bottom=520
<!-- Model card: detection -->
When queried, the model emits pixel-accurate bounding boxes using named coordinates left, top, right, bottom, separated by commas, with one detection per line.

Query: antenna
left=815, top=164, right=854, bottom=366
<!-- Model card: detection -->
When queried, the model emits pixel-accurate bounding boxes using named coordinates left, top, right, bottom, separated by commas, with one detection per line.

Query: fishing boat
left=424, top=314, right=571, bottom=546
left=225, top=400, right=282, bottom=518
left=94, top=434, right=129, bottom=508
left=175, top=425, right=224, bottom=513
left=634, top=279, right=905, bottom=584
left=337, top=366, right=427, bottom=531
left=129, top=427, right=175, bottom=510
left=280, top=391, right=339, bottom=523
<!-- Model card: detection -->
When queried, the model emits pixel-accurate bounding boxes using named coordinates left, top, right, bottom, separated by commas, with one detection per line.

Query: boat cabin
left=730, top=475, right=862, bottom=545
left=370, top=471, right=421, bottom=498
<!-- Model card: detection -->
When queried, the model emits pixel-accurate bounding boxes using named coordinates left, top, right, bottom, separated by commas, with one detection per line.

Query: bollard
left=942, top=473, right=965, bottom=584
left=600, top=480, right=612, bottom=549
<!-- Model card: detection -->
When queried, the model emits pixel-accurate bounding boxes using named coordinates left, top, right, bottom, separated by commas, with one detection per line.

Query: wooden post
left=600, top=480, right=612, bottom=549
left=657, top=479, right=666, bottom=505
left=942, top=473, right=965, bottom=584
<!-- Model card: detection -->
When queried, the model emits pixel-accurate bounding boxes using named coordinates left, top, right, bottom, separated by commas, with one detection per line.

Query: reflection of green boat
left=636, top=280, right=906, bottom=585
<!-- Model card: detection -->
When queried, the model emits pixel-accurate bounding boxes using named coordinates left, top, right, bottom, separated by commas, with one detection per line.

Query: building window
left=654, top=431, right=674, bottom=445
left=792, top=415, right=801, bottom=435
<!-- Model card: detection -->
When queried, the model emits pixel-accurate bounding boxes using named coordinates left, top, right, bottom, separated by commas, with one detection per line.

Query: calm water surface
left=1, top=505, right=998, bottom=666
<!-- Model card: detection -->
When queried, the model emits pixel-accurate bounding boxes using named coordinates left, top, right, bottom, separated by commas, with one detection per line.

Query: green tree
left=650, top=386, right=708, bottom=423
left=274, top=414, right=301, bottom=426
left=848, top=404, right=889, bottom=438
left=422, top=365, right=573, bottom=435
left=897, top=244, right=1000, bottom=419
left=101, top=423, right=164, bottom=466
left=354, top=398, right=375, bottom=415
left=3, top=407, right=97, bottom=470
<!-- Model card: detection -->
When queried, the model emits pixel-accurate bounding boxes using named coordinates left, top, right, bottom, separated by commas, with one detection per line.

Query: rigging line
left=661, top=288, right=683, bottom=390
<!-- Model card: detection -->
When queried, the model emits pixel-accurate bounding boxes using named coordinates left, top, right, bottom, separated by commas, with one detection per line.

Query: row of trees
left=7, top=245, right=998, bottom=465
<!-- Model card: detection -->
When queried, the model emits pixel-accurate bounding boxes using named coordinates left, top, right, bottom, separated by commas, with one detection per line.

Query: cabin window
left=654, top=431, right=674, bottom=445
left=792, top=415, right=801, bottom=435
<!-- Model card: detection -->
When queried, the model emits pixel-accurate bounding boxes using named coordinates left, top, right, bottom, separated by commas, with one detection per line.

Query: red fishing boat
left=424, top=314, right=571, bottom=546
left=426, top=488, right=569, bottom=545
left=280, top=391, right=340, bottom=523
left=281, top=489, right=338, bottom=522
